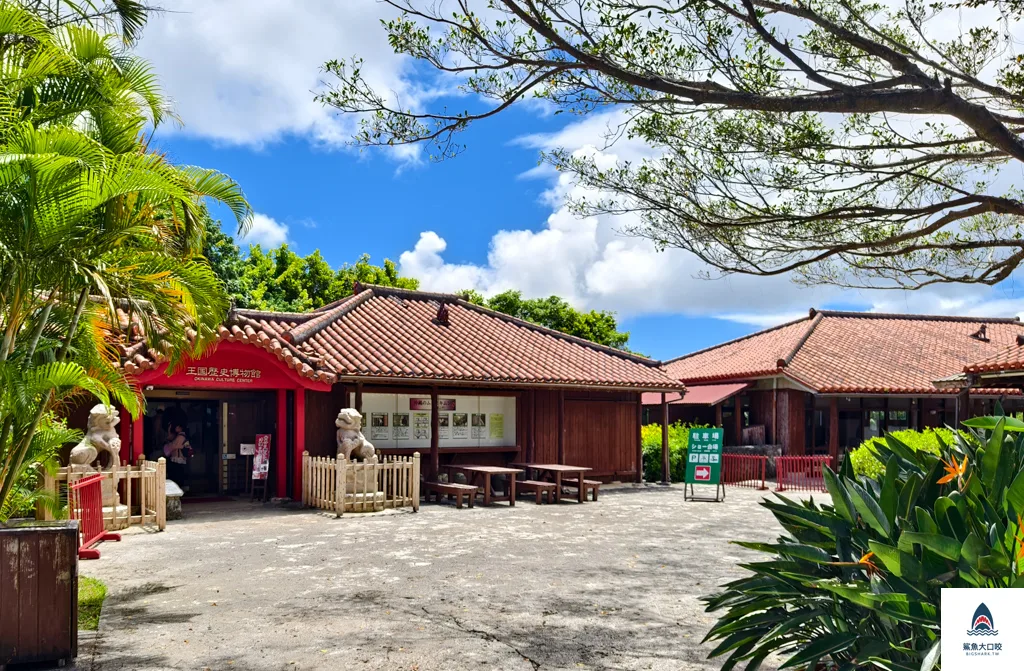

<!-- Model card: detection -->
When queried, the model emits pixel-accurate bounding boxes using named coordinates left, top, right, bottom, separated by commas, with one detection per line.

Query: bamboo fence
left=38, top=457, right=166, bottom=531
left=302, top=451, right=420, bottom=516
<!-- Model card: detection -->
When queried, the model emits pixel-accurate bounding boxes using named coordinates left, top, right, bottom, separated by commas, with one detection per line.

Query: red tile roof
left=664, top=310, right=1024, bottom=395
left=641, top=383, right=749, bottom=406
left=963, top=335, right=1024, bottom=374
left=122, top=286, right=684, bottom=391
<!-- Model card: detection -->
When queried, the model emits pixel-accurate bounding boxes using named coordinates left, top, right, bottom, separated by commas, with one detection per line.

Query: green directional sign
left=685, top=427, right=724, bottom=486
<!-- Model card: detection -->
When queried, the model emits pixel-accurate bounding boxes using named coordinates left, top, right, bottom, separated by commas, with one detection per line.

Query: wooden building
left=647, top=310, right=1024, bottom=458
left=116, top=285, right=684, bottom=498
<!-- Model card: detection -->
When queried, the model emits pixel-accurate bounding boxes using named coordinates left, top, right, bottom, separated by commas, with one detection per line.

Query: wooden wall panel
left=532, top=389, right=559, bottom=464
left=303, top=385, right=349, bottom=458
left=563, top=396, right=638, bottom=477
left=776, top=390, right=807, bottom=455
left=749, top=390, right=775, bottom=444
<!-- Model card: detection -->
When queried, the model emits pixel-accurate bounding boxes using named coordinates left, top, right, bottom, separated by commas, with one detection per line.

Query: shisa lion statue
left=335, top=408, right=376, bottom=462
left=68, top=403, right=123, bottom=507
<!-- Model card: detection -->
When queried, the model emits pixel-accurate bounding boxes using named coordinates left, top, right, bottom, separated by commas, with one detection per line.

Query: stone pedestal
left=165, top=480, right=184, bottom=521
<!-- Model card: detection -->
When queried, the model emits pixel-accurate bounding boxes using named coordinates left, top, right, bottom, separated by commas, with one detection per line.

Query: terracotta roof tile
left=121, top=286, right=683, bottom=391
left=664, top=309, right=1024, bottom=395
left=963, top=335, right=1024, bottom=374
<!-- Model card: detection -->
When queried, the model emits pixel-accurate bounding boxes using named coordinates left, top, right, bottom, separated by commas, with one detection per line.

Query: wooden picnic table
left=442, top=465, right=524, bottom=506
left=509, top=463, right=592, bottom=503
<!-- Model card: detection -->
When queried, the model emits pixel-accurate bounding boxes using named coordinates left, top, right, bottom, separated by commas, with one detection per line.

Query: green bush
left=641, top=421, right=710, bottom=482
left=849, top=427, right=956, bottom=479
left=702, top=414, right=1024, bottom=671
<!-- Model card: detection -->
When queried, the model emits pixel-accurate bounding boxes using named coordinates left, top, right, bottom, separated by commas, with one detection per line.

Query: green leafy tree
left=321, top=0, right=1024, bottom=290
left=200, top=216, right=417, bottom=312
left=460, top=289, right=631, bottom=349
left=0, top=1, right=251, bottom=517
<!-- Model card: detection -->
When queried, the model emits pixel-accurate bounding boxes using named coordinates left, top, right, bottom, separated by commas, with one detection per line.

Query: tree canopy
left=459, top=289, right=631, bottom=350
left=320, top=0, right=1024, bottom=290
left=200, top=216, right=417, bottom=313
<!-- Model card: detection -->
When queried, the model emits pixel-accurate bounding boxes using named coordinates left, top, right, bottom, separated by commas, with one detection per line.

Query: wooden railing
left=38, top=458, right=166, bottom=531
left=302, top=451, right=420, bottom=516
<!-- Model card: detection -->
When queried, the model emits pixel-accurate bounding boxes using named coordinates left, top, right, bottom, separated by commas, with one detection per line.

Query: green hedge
left=848, top=427, right=956, bottom=479
left=641, top=421, right=711, bottom=482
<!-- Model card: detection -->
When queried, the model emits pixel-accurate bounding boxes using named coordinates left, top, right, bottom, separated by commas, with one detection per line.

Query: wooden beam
left=661, top=392, right=670, bottom=484
left=734, top=395, right=743, bottom=446
left=430, top=386, right=440, bottom=478
left=828, top=397, right=839, bottom=464
left=557, top=389, right=565, bottom=464
left=715, top=402, right=723, bottom=429
left=635, top=393, right=643, bottom=483
left=957, top=387, right=971, bottom=425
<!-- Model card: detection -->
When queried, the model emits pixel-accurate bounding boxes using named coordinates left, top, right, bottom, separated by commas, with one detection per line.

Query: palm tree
left=0, top=2, right=253, bottom=517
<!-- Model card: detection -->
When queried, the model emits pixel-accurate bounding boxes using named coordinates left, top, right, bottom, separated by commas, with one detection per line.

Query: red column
left=132, top=414, right=144, bottom=463
left=293, top=389, right=306, bottom=499
left=276, top=389, right=288, bottom=498
left=118, top=407, right=131, bottom=465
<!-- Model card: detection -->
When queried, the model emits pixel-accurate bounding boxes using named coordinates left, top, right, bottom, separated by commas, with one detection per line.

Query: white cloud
left=238, top=213, right=289, bottom=248
left=138, top=1, right=419, bottom=152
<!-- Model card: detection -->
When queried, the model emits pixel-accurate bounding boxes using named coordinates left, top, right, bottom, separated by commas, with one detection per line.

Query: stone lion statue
left=69, top=403, right=122, bottom=470
left=336, top=408, right=376, bottom=462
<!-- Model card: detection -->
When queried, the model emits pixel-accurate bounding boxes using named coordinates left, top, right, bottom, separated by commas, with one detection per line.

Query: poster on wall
left=370, top=413, right=389, bottom=441
left=413, top=412, right=430, bottom=440
left=489, top=414, right=504, bottom=439
left=471, top=413, right=487, bottom=439
left=393, top=413, right=410, bottom=440
left=438, top=414, right=451, bottom=439
left=252, top=434, right=271, bottom=480
left=452, top=413, right=469, bottom=439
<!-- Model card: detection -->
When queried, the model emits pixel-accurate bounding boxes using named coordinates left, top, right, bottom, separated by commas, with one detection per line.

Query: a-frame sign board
left=684, top=427, right=725, bottom=502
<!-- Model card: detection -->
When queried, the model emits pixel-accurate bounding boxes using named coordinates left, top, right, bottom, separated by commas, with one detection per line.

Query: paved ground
left=76, top=484, right=828, bottom=671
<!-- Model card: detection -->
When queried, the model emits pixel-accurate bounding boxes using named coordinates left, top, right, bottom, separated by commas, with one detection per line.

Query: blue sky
left=139, top=1, right=1024, bottom=361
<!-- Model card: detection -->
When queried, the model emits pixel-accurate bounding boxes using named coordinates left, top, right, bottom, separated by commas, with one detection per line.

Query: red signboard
left=409, top=398, right=456, bottom=411
left=252, top=434, right=271, bottom=480
left=694, top=466, right=711, bottom=481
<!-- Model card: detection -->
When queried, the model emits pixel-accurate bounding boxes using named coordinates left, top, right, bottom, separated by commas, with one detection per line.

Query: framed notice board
left=685, top=427, right=725, bottom=502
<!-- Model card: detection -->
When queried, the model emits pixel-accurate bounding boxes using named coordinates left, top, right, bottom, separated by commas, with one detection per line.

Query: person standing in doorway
left=163, top=409, right=193, bottom=492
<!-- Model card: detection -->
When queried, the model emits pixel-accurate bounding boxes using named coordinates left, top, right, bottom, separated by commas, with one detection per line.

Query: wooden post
left=292, top=390, right=306, bottom=500
left=715, top=402, right=723, bottom=428
left=828, top=397, right=839, bottom=463
left=910, top=398, right=919, bottom=430
left=734, top=395, right=743, bottom=446
left=335, top=454, right=345, bottom=518
left=354, top=382, right=363, bottom=413
left=635, top=393, right=643, bottom=483
left=276, top=389, right=288, bottom=498
left=560, top=389, right=567, bottom=464
left=430, top=386, right=440, bottom=478
left=957, top=387, right=971, bottom=424
left=528, top=390, right=537, bottom=463
left=661, top=392, right=670, bottom=484
left=412, top=452, right=421, bottom=512
left=156, top=457, right=166, bottom=531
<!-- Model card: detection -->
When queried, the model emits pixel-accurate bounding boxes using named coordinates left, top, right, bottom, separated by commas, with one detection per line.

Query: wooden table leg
left=509, top=474, right=516, bottom=507
left=484, top=475, right=492, bottom=506
left=577, top=471, right=585, bottom=503
left=555, top=472, right=562, bottom=503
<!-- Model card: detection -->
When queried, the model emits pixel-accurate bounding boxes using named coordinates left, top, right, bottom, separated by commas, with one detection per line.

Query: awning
left=641, top=382, right=749, bottom=406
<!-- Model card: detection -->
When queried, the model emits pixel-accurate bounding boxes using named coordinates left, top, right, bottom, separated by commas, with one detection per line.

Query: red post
left=131, top=415, right=144, bottom=462
left=293, top=390, right=306, bottom=499
left=276, top=389, right=288, bottom=498
left=118, top=407, right=131, bottom=465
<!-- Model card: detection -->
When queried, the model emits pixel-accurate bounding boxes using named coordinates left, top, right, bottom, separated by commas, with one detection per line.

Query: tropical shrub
left=641, top=421, right=710, bottom=482
left=849, top=427, right=956, bottom=479
left=702, top=415, right=1024, bottom=671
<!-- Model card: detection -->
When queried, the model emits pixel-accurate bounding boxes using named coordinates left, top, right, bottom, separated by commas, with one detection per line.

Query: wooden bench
left=561, top=478, right=601, bottom=501
left=517, top=479, right=557, bottom=504
left=423, top=481, right=479, bottom=509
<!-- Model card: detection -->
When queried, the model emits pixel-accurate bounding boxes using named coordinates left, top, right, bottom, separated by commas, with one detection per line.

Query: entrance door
left=223, top=396, right=276, bottom=495
left=143, top=399, right=220, bottom=496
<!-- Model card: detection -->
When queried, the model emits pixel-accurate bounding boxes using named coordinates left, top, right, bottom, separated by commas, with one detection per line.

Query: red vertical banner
left=276, top=390, right=287, bottom=498
left=252, top=434, right=271, bottom=480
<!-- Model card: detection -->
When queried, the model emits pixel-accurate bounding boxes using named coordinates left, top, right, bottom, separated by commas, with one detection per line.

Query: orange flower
left=1015, top=515, right=1024, bottom=564
left=858, top=551, right=881, bottom=576
left=938, top=454, right=968, bottom=486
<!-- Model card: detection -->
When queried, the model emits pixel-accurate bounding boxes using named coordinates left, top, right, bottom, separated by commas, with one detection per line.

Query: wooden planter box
left=0, top=520, right=78, bottom=668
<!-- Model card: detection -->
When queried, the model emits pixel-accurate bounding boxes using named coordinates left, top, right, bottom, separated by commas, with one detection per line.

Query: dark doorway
left=144, top=399, right=220, bottom=496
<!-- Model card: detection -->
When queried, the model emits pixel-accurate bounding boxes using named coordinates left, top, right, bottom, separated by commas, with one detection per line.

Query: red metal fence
left=775, top=456, right=832, bottom=493
left=721, top=454, right=768, bottom=490
left=68, top=473, right=120, bottom=559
